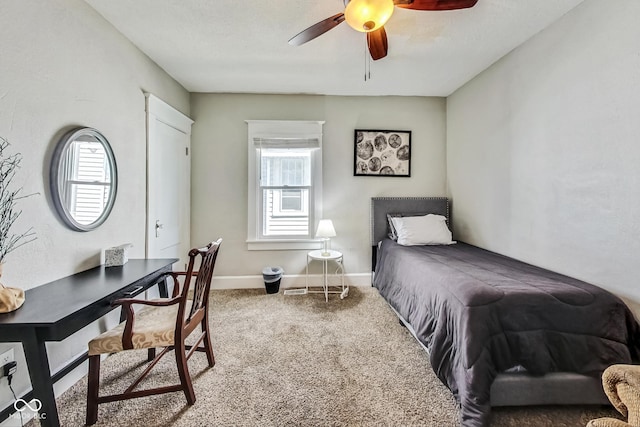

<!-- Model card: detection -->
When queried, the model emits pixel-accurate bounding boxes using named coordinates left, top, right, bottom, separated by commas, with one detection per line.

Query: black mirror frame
left=50, top=127, right=118, bottom=232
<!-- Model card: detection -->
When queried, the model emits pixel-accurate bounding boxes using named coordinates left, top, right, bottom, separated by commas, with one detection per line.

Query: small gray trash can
left=262, top=266, right=284, bottom=294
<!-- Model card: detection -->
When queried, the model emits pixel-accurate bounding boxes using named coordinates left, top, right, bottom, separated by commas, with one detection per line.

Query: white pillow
left=390, top=214, right=455, bottom=246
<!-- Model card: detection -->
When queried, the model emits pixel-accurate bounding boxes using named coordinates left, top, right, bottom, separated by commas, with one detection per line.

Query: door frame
left=145, top=93, right=194, bottom=261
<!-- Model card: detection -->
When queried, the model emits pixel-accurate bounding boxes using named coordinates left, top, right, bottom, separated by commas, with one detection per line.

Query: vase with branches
left=0, top=136, right=36, bottom=312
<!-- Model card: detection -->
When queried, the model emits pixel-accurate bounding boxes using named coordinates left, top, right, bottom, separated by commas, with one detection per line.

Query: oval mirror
left=50, top=127, right=118, bottom=231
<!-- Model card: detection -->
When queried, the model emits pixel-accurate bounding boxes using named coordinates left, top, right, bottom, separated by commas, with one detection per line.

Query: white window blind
left=247, top=120, right=324, bottom=250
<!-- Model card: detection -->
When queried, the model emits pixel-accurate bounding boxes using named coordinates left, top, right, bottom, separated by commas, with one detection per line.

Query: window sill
left=247, top=239, right=323, bottom=251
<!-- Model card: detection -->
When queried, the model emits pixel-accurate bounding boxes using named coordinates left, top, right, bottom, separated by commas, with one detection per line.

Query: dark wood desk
left=0, top=258, right=177, bottom=427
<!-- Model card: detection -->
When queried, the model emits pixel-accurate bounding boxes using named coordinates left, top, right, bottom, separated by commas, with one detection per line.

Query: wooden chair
left=86, top=239, right=222, bottom=425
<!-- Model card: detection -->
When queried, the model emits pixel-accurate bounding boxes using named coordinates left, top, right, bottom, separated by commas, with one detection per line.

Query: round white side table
left=305, top=250, right=348, bottom=302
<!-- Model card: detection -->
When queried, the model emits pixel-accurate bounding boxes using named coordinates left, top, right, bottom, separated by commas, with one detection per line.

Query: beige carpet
left=32, top=287, right=620, bottom=426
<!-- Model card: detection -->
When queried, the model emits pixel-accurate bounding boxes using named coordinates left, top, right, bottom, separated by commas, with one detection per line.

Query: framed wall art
left=353, top=129, right=411, bottom=177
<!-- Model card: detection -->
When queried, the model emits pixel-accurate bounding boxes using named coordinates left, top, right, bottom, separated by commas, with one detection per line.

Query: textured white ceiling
left=85, top=0, right=584, bottom=96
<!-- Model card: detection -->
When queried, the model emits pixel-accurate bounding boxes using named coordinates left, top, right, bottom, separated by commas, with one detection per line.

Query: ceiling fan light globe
left=344, top=0, right=394, bottom=33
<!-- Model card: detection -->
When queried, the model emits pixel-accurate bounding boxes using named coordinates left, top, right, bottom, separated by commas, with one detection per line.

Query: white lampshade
left=315, top=219, right=336, bottom=238
left=344, top=0, right=395, bottom=33
left=316, top=219, right=336, bottom=256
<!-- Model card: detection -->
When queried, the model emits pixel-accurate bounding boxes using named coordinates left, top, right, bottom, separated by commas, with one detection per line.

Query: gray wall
left=0, top=0, right=189, bottom=411
left=190, top=93, right=446, bottom=279
left=447, top=0, right=640, bottom=316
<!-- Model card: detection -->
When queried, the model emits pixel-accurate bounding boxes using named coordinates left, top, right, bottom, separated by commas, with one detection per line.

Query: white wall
left=0, top=0, right=189, bottom=414
left=191, top=93, right=446, bottom=282
left=447, top=0, right=640, bottom=315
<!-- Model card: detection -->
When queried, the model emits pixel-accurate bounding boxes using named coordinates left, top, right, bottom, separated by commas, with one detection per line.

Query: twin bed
left=370, top=197, right=640, bottom=427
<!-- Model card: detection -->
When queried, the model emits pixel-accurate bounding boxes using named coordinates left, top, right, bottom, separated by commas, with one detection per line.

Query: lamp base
left=321, top=238, right=331, bottom=257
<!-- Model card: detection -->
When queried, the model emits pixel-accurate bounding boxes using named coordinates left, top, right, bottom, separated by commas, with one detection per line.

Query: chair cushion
left=89, top=302, right=181, bottom=356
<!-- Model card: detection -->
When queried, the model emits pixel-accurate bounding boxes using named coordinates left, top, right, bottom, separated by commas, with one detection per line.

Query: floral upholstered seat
left=88, top=301, right=191, bottom=356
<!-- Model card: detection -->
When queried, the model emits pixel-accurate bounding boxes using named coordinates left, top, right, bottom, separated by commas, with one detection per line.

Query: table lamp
left=315, top=219, right=336, bottom=256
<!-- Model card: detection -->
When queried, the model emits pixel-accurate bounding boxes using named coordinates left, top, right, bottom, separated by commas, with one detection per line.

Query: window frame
left=246, top=120, right=324, bottom=251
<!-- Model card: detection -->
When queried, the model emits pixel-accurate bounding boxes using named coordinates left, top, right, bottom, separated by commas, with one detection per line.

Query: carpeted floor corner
left=30, top=287, right=620, bottom=426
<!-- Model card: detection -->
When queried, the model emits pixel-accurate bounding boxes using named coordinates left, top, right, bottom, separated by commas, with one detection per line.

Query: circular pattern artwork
left=353, top=130, right=411, bottom=176
left=356, top=140, right=374, bottom=160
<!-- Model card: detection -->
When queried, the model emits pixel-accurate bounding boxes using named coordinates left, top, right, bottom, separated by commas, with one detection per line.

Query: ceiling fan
left=288, top=0, right=479, bottom=60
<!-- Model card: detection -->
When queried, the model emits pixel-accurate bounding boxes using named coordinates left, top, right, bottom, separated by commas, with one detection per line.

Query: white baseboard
left=212, top=273, right=372, bottom=290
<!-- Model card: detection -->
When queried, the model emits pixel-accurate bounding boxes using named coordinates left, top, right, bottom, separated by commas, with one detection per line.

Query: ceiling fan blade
left=367, top=26, right=388, bottom=61
left=393, top=0, right=478, bottom=11
left=288, top=13, right=346, bottom=46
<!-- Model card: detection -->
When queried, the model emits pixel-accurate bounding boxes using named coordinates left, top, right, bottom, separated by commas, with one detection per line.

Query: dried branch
left=0, top=136, right=37, bottom=262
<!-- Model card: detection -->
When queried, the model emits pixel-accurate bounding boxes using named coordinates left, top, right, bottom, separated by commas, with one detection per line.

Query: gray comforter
left=373, top=240, right=640, bottom=427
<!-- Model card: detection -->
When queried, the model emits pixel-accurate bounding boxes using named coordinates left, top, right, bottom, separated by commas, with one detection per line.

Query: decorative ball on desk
left=0, top=264, right=25, bottom=313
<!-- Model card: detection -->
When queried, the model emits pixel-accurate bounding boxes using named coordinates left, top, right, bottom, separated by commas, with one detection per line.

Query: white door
left=146, top=94, right=193, bottom=269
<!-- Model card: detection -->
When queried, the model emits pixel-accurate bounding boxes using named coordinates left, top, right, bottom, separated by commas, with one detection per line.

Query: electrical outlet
left=0, top=348, right=15, bottom=377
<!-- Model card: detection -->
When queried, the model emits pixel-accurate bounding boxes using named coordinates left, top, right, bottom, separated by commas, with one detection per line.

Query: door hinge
left=185, top=147, right=189, bottom=156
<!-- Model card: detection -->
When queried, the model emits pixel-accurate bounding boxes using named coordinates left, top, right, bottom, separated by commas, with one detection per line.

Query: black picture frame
left=353, top=129, right=411, bottom=177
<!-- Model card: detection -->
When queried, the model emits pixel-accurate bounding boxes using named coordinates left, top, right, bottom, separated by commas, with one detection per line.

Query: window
left=261, top=149, right=310, bottom=235
left=247, top=120, right=324, bottom=250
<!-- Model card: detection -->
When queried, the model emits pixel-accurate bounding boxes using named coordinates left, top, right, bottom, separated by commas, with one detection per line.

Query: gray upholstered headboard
left=370, top=197, right=450, bottom=271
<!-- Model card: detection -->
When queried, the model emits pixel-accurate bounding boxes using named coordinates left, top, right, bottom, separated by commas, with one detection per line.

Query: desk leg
left=323, top=260, right=329, bottom=303
left=23, top=331, right=60, bottom=427
left=158, top=276, right=169, bottom=298
left=305, top=255, right=309, bottom=293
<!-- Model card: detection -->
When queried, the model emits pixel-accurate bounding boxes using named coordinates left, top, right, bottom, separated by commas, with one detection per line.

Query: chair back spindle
left=178, top=239, right=221, bottom=327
